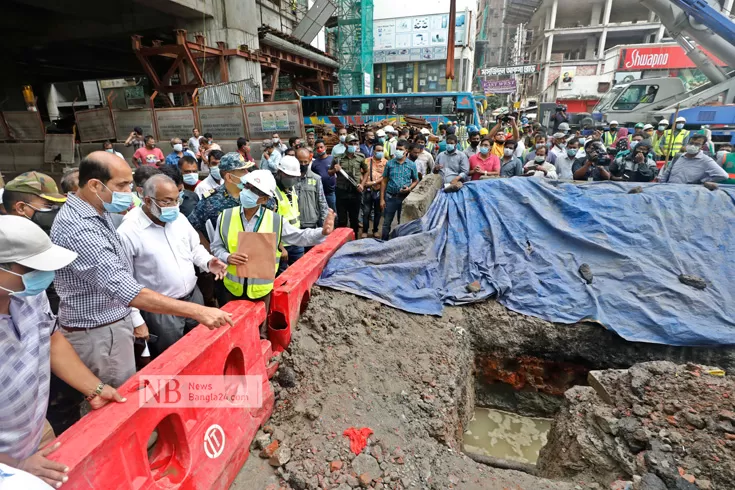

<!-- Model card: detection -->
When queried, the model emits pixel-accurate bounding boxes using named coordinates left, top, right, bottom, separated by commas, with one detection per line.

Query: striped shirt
left=50, top=193, right=144, bottom=329
left=0, top=293, right=55, bottom=459
left=382, top=158, right=418, bottom=195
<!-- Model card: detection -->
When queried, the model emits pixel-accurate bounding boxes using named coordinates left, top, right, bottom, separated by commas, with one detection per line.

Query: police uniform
left=332, top=138, right=367, bottom=237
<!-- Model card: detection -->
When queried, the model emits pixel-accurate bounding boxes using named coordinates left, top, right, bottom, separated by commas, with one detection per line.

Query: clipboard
left=235, top=231, right=277, bottom=280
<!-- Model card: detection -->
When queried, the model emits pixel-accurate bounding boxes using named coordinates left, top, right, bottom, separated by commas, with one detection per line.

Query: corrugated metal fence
left=198, top=79, right=262, bottom=106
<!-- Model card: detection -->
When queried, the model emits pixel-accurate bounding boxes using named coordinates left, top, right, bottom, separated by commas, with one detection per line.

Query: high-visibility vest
left=603, top=131, right=616, bottom=147
left=219, top=206, right=283, bottom=298
left=660, top=129, right=690, bottom=157
left=275, top=187, right=300, bottom=228
left=651, top=131, right=665, bottom=154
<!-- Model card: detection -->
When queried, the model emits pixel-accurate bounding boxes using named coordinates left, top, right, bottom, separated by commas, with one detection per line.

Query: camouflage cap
left=345, top=134, right=359, bottom=144
left=219, top=152, right=254, bottom=172
left=6, top=171, right=66, bottom=203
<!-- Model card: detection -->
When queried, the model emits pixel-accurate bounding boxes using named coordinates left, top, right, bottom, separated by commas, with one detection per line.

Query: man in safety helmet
left=629, top=122, right=645, bottom=140
left=275, top=155, right=308, bottom=272
left=210, top=169, right=335, bottom=336
left=603, top=121, right=619, bottom=147
left=652, top=120, right=668, bottom=159
left=657, top=116, right=690, bottom=159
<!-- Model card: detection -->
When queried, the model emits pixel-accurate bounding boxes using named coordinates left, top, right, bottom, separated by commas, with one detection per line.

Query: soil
left=537, top=361, right=735, bottom=490
left=231, top=288, right=735, bottom=490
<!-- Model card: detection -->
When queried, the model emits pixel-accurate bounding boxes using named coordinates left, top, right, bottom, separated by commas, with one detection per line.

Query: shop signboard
left=618, top=46, right=726, bottom=71
left=478, top=64, right=538, bottom=76
left=482, top=79, right=517, bottom=94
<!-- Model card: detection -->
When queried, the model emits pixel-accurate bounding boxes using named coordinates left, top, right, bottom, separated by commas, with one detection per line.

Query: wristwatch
left=86, top=382, right=105, bottom=401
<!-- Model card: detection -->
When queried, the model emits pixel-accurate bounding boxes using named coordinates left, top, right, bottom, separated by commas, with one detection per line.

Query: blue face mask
left=567, top=149, right=578, bottom=158
left=676, top=123, right=685, bottom=130
left=479, top=147, right=490, bottom=155
left=97, top=182, right=133, bottom=213
left=374, top=151, right=384, bottom=160
left=347, top=145, right=357, bottom=154
left=0, top=268, right=55, bottom=297
left=183, top=173, right=198, bottom=186
left=153, top=201, right=180, bottom=223
left=239, top=188, right=261, bottom=209
left=210, top=167, right=221, bottom=181
left=378, top=138, right=385, bottom=144
left=394, top=149, right=405, bottom=160
left=446, top=144, right=456, bottom=153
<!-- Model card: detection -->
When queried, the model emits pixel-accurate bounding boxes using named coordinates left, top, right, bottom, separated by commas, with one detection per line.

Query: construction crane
left=335, top=0, right=374, bottom=94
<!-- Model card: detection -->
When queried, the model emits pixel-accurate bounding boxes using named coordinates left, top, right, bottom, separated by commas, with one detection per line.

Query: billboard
left=482, top=79, right=516, bottom=94
left=373, top=12, right=469, bottom=64
left=478, top=64, right=538, bottom=76
left=617, top=46, right=726, bottom=71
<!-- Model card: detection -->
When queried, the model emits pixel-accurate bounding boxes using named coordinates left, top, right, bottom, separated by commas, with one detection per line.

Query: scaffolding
left=335, top=0, right=374, bottom=95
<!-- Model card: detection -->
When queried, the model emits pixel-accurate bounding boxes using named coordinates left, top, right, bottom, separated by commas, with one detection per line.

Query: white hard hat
left=243, top=169, right=277, bottom=197
left=676, top=116, right=686, bottom=123
left=643, top=124, right=654, bottom=130
left=277, top=155, right=301, bottom=177
left=375, top=129, right=386, bottom=138
left=658, top=119, right=669, bottom=126
left=609, top=120, right=619, bottom=126
left=383, top=125, right=395, bottom=133
left=420, top=128, right=431, bottom=135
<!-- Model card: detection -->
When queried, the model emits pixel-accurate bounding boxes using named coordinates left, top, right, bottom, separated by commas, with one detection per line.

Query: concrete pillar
left=655, top=24, right=666, bottom=42
left=545, top=33, right=554, bottom=62
left=586, top=36, right=597, bottom=59
left=549, top=0, right=558, bottom=29
left=602, top=0, right=613, bottom=24
left=590, top=2, right=603, bottom=26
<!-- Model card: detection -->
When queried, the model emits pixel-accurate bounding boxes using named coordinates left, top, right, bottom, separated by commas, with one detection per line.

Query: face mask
left=339, top=135, right=346, bottom=143
left=578, top=138, right=586, bottom=147
left=470, top=141, right=479, bottom=148
left=610, top=127, right=618, bottom=132
left=272, top=138, right=280, bottom=144
left=567, top=149, right=578, bottom=158
left=374, top=151, right=384, bottom=160
left=347, top=145, right=357, bottom=154
left=316, top=149, right=326, bottom=156
left=446, top=144, right=456, bottom=153
left=300, top=165, right=309, bottom=174
left=685, top=145, right=700, bottom=155
left=479, top=147, right=490, bottom=155
left=556, top=142, right=566, bottom=149
left=207, top=139, right=213, bottom=145
left=378, top=138, right=385, bottom=144
left=97, top=182, right=133, bottom=213
left=105, top=148, right=115, bottom=154
left=152, top=201, right=180, bottom=223
left=0, top=268, right=55, bottom=297
left=239, top=188, right=261, bottom=209
left=535, top=143, right=544, bottom=149
left=676, top=123, right=685, bottom=130
left=173, top=144, right=183, bottom=152
left=29, top=207, right=59, bottom=235
left=394, top=149, right=405, bottom=159
left=418, top=145, right=425, bottom=151
left=535, top=156, right=545, bottom=163
left=409, top=154, right=418, bottom=162
left=183, top=173, right=199, bottom=186
left=503, top=148, right=514, bottom=157
left=281, top=176, right=298, bottom=188
left=658, top=126, right=667, bottom=131
left=209, top=167, right=221, bottom=181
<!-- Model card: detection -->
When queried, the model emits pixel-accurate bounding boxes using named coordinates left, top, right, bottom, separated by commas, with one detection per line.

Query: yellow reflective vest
left=659, top=129, right=690, bottom=158
left=275, top=187, right=300, bottom=228
left=219, top=206, right=283, bottom=298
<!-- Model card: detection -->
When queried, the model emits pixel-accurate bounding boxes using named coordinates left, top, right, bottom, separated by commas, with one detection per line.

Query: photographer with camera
left=552, top=104, right=568, bottom=133
left=609, top=139, right=657, bottom=182
left=487, top=114, right=520, bottom=158
left=572, top=141, right=611, bottom=181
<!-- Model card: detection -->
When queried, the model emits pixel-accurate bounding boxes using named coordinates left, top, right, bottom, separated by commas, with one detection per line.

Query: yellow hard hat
left=479, top=128, right=489, bottom=136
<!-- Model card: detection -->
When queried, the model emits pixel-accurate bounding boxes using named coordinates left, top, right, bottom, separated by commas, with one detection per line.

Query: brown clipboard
left=235, top=231, right=277, bottom=280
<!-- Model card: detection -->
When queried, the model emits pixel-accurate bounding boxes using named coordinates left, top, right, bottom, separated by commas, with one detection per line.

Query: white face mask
left=503, top=148, right=514, bottom=157
left=173, top=144, right=183, bottom=152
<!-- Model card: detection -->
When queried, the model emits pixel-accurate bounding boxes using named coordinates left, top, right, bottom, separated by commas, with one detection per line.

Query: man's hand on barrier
left=208, top=257, right=228, bottom=280
left=195, top=306, right=234, bottom=329
left=17, top=442, right=69, bottom=487
left=227, top=253, right=249, bottom=266
left=89, top=384, right=127, bottom=410
left=133, top=323, right=149, bottom=340
left=322, top=209, right=335, bottom=236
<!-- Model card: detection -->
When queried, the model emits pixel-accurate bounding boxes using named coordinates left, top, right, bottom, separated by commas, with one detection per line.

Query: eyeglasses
left=153, top=197, right=183, bottom=207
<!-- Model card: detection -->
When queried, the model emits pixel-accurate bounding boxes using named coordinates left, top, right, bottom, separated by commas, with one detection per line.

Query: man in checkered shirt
left=0, top=215, right=125, bottom=487
left=51, top=152, right=233, bottom=391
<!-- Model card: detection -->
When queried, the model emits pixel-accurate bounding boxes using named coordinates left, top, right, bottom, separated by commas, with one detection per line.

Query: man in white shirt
left=188, top=128, right=201, bottom=156
left=272, top=133, right=289, bottom=155
left=195, top=150, right=226, bottom=199
left=118, top=174, right=228, bottom=356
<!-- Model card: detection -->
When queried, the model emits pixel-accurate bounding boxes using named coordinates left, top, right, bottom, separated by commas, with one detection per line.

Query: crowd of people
left=0, top=111, right=731, bottom=487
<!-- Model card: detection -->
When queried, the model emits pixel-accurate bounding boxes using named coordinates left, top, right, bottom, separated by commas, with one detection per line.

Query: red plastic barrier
left=49, top=300, right=274, bottom=489
left=268, top=228, right=354, bottom=352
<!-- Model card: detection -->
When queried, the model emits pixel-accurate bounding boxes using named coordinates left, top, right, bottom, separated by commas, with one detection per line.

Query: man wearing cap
left=118, top=174, right=227, bottom=357
left=642, top=123, right=655, bottom=140
left=274, top=155, right=308, bottom=271
left=195, top=150, right=225, bottom=199
left=260, top=140, right=281, bottom=175
left=330, top=135, right=368, bottom=238
left=210, top=169, right=335, bottom=336
left=603, top=121, right=619, bottom=147
left=51, top=151, right=233, bottom=390
left=2, top=172, right=66, bottom=236
left=658, top=117, right=690, bottom=158
left=0, top=216, right=126, bottom=487
left=651, top=120, right=668, bottom=159
left=628, top=123, right=645, bottom=141
left=383, top=126, right=396, bottom=159
left=547, top=132, right=568, bottom=167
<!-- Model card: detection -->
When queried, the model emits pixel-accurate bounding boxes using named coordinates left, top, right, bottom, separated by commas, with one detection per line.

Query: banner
left=244, top=101, right=303, bottom=160
left=2, top=111, right=45, bottom=141
left=75, top=108, right=115, bottom=142
left=559, top=66, right=576, bottom=89
left=482, top=79, right=517, bottom=94
left=197, top=106, right=246, bottom=140
left=479, top=64, right=538, bottom=77
left=154, top=107, right=197, bottom=142
left=618, top=45, right=726, bottom=71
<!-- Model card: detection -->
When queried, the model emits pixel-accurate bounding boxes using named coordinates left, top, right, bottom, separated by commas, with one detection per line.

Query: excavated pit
left=236, top=288, right=735, bottom=490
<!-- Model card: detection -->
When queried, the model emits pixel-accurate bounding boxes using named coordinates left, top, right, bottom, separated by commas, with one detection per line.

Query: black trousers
left=336, top=189, right=361, bottom=237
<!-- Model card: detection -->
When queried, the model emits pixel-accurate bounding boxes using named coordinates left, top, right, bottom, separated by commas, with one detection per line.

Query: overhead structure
left=293, top=0, right=337, bottom=44
left=335, top=0, right=374, bottom=95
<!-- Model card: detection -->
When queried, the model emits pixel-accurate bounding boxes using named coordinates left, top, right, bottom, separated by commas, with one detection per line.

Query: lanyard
left=240, top=207, right=265, bottom=231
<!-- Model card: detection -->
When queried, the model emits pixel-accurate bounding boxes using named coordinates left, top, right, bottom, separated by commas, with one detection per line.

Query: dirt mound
left=234, top=287, right=575, bottom=489
left=537, top=361, right=735, bottom=489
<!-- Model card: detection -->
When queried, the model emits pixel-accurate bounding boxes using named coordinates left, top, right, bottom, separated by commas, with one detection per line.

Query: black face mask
left=409, top=154, right=418, bottom=162
left=30, top=207, right=60, bottom=235
left=280, top=175, right=298, bottom=188
left=300, top=165, right=309, bottom=174
left=470, top=141, right=479, bottom=148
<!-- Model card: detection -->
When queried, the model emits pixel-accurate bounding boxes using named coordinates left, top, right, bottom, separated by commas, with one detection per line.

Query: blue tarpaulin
left=317, top=179, right=735, bottom=347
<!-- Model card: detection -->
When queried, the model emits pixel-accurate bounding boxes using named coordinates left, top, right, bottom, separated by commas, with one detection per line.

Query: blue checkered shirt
left=382, top=158, right=418, bottom=195
left=0, top=293, right=55, bottom=459
left=50, top=193, right=143, bottom=329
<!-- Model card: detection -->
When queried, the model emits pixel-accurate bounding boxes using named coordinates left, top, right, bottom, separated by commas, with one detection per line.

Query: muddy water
left=463, top=408, right=552, bottom=464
